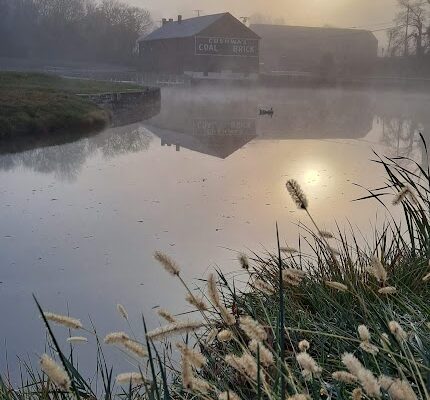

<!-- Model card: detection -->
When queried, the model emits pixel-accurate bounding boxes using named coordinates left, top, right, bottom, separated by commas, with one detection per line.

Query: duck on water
left=259, top=107, right=274, bottom=117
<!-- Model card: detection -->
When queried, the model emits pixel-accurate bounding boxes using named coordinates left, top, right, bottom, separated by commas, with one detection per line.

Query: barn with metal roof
left=138, top=13, right=260, bottom=78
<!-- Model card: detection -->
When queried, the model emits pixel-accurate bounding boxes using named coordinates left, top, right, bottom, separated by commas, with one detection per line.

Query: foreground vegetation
left=0, top=72, right=143, bottom=138
left=1, top=144, right=430, bottom=399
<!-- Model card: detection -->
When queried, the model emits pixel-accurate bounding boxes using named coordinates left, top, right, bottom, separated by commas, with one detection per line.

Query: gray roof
left=141, top=13, right=227, bottom=41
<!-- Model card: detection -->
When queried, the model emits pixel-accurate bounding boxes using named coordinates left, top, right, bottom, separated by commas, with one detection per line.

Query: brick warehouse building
left=138, top=13, right=260, bottom=78
left=250, top=24, right=377, bottom=76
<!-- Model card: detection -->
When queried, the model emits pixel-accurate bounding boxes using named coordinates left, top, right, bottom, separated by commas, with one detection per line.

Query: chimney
left=178, top=15, right=182, bottom=23
left=162, top=18, right=167, bottom=26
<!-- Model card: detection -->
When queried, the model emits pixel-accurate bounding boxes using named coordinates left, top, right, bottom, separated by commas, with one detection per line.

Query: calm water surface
left=0, top=86, right=429, bottom=376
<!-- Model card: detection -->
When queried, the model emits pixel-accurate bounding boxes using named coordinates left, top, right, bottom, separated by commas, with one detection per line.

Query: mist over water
left=0, top=85, right=429, bottom=377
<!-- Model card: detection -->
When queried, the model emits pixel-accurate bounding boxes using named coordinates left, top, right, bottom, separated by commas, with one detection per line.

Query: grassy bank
left=1, top=147, right=429, bottom=399
left=0, top=72, right=143, bottom=138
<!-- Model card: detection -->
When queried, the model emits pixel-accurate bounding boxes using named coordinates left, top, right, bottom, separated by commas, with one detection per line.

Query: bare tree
left=389, top=0, right=429, bottom=56
left=0, top=0, right=152, bottom=63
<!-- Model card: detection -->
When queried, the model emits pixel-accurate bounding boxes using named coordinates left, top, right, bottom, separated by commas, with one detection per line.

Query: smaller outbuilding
left=138, top=13, right=260, bottom=79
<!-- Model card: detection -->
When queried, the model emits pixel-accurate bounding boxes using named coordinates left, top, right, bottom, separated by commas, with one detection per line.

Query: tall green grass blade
left=276, top=222, right=286, bottom=400
left=32, top=295, right=83, bottom=400
left=151, top=342, right=170, bottom=400
left=142, top=315, right=161, bottom=400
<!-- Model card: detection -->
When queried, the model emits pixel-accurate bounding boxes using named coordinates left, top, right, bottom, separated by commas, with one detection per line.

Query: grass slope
left=0, top=72, right=142, bottom=138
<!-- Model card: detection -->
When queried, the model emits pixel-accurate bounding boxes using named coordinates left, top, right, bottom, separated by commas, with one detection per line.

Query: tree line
left=0, top=0, right=153, bottom=64
left=388, top=0, right=430, bottom=57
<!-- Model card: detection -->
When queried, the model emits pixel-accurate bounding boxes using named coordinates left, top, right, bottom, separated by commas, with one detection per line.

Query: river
left=0, top=85, right=429, bottom=378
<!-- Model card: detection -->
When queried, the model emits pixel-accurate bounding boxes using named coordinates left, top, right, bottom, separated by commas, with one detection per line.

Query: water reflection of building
left=145, top=89, right=258, bottom=158
left=145, top=88, right=374, bottom=158
left=256, top=90, right=374, bottom=139
left=148, top=118, right=257, bottom=159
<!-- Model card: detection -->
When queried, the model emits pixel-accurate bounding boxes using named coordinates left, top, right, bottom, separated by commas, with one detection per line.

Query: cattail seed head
left=388, top=321, right=408, bottom=342
left=43, top=312, right=83, bottom=330
left=298, top=339, right=310, bottom=352
left=392, top=186, right=419, bottom=207
left=357, top=325, right=371, bottom=342
left=219, top=391, right=241, bottom=400
left=123, top=340, right=148, bottom=358
left=342, top=353, right=380, bottom=397
left=66, top=336, right=88, bottom=344
left=181, top=356, right=193, bottom=389
left=378, top=286, right=397, bottom=294
left=319, top=230, right=334, bottom=239
left=359, top=341, right=379, bottom=355
left=280, top=247, right=298, bottom=254
left=239, top=316, right=267, bottom=342
left=253, top=279, right=275, bottom=295
left=104, top=331, right=130, bottom=345
left=379, top=375, right=417, bottom=400
left=332, top=371, right=358, bottom=384
left=207, top=273, right=220, bottom=305
left=146, top=320, right=204, bottom=341
left=40, top=354, right=71, bottom=391
left=157, top=308, right=176, bottom=323
left=154, top=251, right=180, bottom=276
left=238, top=254, right=249, bottom=270
left=104, top=332, right=147, bottom=358
left=190, top=377, right=211, bottom=394
left=116, top=304, right=128, bottom=320
left=286, top=179, right=308, bottom=209
left=248, top=339, right=274, bottom=366
left=225, top=353, right=260, bottom=381
left=352, top=388, right=363, bottom=400
left=207, top=273, right=235, bottom=325
left=116, top=372, right=145, bottom=385
left=176, top=343, right=207, bottom=368
left=286, top=395, right=310, bottom=400
left=296, top=352, right=322, bottom=380
left=367, top=256, right=388, bottom=283
left=325, top=281, right=348, bottom=292
left=185, top=293, right=207, bottom=311
left=283, top=269, right=306, bottom=286
left=392, top=186, right=411, bottom=205
left=217, top=329, right=234, bottom=342
left=206, top=328, right=218, bottom=344
left=380, top=333, right=391, bottom=350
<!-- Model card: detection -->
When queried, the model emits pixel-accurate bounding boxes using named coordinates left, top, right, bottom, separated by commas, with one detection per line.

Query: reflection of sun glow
left=304, top=169, right=320, bottom=185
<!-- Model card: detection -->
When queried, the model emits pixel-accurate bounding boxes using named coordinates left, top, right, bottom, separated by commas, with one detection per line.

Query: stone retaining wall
left=78, top=87, right=161, bottom=126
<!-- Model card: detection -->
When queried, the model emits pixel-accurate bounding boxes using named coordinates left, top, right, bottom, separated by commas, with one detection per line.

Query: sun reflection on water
left=304, top=168, right=321, bottom=185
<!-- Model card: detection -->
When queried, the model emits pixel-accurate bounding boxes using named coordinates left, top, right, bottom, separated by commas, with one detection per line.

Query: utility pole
left=193, top=9, right=203, bottom=17
left=404, top=4, right=410, bottom=57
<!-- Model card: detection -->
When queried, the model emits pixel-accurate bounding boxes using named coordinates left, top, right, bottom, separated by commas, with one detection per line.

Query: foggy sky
left=128, top=0, right=397, bottom=29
